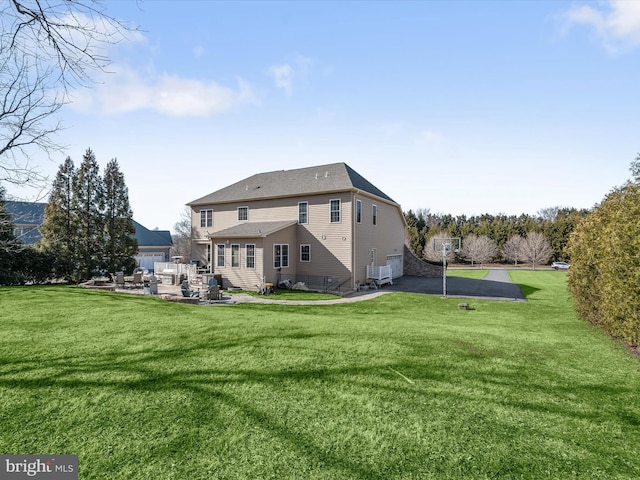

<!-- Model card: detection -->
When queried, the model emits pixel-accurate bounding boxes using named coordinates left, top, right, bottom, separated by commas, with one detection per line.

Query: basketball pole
left=442, top=242, right=447, bottom=298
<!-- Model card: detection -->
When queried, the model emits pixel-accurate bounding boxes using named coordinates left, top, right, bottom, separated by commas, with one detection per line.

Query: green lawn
left=446, top=268, right=488, bottom=279
left=1, top=272, right=639, bottom=479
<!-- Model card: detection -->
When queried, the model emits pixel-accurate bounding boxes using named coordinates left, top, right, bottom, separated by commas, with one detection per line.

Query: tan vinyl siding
left=353, top=193, right=405, bottom=284
left=214, top=239, right=264, bottom=290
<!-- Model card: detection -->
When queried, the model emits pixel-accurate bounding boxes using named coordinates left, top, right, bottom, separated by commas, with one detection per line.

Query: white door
left=386, top=254, right=403, bottom=278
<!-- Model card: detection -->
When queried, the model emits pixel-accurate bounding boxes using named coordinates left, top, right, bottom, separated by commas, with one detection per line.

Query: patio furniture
left=115, top=272, right=125, bottom=288
left=132, top=272, right=143, bottom=287
left=181, top=280, right=200, bottom=298
left=208, top=284, right=222, bottom=301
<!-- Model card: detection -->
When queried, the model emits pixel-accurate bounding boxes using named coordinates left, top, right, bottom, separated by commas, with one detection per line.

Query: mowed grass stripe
left=0, top=272, right=639, bottom=479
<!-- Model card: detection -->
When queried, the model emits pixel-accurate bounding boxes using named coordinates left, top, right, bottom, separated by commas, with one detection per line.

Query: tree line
left=404, top=207, right=588, bottom=266
left=0, top=148, right=137, bottom=285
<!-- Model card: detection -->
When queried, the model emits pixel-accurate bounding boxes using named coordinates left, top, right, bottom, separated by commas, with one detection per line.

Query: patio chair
left=206, top=277, right=222, bottom=301
left=181, top=280, right=200, bottom=298
left=132, top=272, right=143, bottom=287
left=115, top=272, right=125, bottom=288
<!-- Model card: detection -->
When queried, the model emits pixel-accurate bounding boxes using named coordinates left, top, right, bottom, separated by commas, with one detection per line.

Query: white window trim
left=330, top=198, right=341, bottom=223
left=300, top=244, right=311, bottom=262
left=231, top=243, right=240, bottom=268
left=298, top=201, right=308, bottom=224
left=237, top=206, right=249, bottom=221
left=200, top=209, right=213, bottom=228
left=216, top=244, right=225, bottom=268
left=273, top=244, right=289, bottom=269
left=246, top=244, right=256, bottom=269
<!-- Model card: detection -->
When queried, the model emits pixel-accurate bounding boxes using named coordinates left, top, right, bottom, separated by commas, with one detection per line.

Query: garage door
left=135, top=255, right=164, bottom=272
left=386, top=254, right=403, bottom=279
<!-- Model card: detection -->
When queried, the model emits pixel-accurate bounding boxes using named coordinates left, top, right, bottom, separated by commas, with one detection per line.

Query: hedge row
left=567, top=182, right=640, bottom=345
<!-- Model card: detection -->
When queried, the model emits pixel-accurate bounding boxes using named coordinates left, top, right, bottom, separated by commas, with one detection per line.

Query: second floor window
left=238, top=206, right=248, bottom=221
left=200, top=209, right=213, bottom=228
left=356, top=200, right=362, bottom=224
left=330, top=199, right=340, bottom=223
left=298, top=202, right=308, bottom=224
left=372, top=205, right=377, bottom=226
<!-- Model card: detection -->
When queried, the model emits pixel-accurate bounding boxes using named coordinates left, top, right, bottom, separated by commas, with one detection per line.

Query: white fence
left=154, top=262, right=197, bottom=285
left=366, top=264, right=393, bottom=286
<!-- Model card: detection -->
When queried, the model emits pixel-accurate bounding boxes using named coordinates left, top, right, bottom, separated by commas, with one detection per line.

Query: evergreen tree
left=40, top=157, right=77, bottom=280
left=0, top=184, right=18, bottom=283
left=103, top=158, right=137, bottom=273
left=72, top=148, right=105, bottom=280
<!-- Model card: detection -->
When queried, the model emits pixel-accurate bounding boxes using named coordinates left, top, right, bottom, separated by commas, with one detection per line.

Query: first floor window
left=274, top=244, right=289, bottom=268
left=206, top=244, right=212, bottom=265
left=217, top=244, right=225, bottom=267
left=200, top=209, right=213, bottom=227
left=231, top=244, right=240, bottom=267
left=246, top=244, right=255, bottom=269
left=300, top=244, right=310, bottom=262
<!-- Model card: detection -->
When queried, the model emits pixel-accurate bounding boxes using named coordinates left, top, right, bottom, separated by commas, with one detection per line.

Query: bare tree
left=171, top=207, right=193, bottom=263
left=0, top=0, right=130, bottom=187
left=460, top=235, right=497, bottom=267
left=423, top=232, right=457, bottom=263
left=520, top=231, right=553, bottom=270
left=501, top=234, right=524, bottom=266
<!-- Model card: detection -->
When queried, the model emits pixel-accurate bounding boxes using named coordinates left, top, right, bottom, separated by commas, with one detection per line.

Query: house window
left=200, top=209, right=213, bottom=228
left=274, top=244, right=289, bottom=268
left=372, top=204, right=377, bottom=226
left=330, top=199, right=341, bottom=223
left=238, top=206, right=248, bottom=221
left=206, top=244, right=212, bottom=266
left=231, top=244, right=240, bottom=268
left=246, top=244, right=255, bottom=269
left=356, top=200, right=362, bottom=224
left=300, top=244, right=310, bottom=262
left=298, top=202, right=308, bottom=224
left=217, top=244, right=225, bottom=267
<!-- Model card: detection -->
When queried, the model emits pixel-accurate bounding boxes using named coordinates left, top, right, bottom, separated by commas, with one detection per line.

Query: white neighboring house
left=188, top=162, right=406, bottom=292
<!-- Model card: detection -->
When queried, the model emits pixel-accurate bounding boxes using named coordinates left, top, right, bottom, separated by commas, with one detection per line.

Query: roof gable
left=133, top=221, right=173, bottom=247
left=189, top=162, right=396, bottom=206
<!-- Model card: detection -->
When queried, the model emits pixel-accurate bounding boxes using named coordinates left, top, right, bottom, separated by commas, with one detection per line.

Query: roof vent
left=325, top=171, right=329, bottom=177
left=315, top=173, right=318, bottom=179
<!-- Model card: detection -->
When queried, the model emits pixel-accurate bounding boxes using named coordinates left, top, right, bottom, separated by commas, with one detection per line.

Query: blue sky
left=7, top=0, right=640, bottom=230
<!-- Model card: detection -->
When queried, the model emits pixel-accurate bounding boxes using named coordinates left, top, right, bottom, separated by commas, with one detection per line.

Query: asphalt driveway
left=386, top=269, right=526, bottom=301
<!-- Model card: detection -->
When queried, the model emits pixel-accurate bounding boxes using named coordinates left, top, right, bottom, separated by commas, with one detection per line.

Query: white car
left=551, top=262, right=570, bottom=270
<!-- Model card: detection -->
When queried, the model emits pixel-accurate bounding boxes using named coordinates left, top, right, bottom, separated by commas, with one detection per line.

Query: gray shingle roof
left=209, top=220, right=297, bottom=238
left=188, top=162, right=396, bottom=206
left=133, top=221, right=173, bottom=247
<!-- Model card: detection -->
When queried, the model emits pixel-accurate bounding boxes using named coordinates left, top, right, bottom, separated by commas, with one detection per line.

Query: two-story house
left=187, top=162, right=406, bottom=292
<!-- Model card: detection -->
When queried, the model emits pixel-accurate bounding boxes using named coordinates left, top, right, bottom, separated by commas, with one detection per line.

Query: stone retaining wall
left=403, top=245, right=443, bottom=277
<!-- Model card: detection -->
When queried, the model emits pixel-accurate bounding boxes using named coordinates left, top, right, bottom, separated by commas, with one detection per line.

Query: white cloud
left=562, top=0, right=640, bottom=53
left=267, top=54, right=314, bottom=95
left=268, top=64, right=294, bottom=95
left=69, top=65, right=258, bottom=117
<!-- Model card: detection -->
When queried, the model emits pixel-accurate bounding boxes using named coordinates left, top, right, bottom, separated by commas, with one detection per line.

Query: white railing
left=366, top=264, right=393, bottom=286
left=154, top=262, right=197, bottom=284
